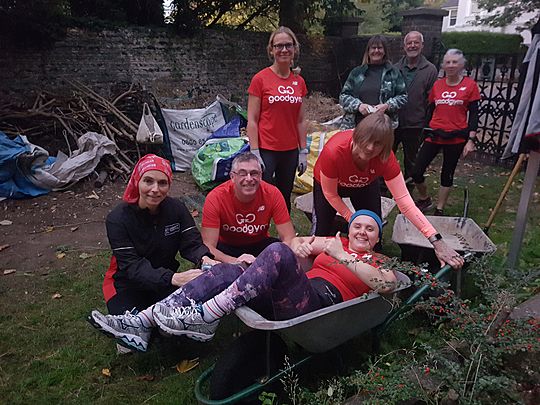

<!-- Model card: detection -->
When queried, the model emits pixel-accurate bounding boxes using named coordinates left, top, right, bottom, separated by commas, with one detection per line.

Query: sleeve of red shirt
left=318, top=144, right=339, bottom=179
left=247, top=73, right=263, bottom=97
left=269, top=186, right=291, bottom=225
left=470, top=79, right=481, bottom=101
left=201, top=190, right=221, bottom=229
left=381, top=152, right=402, bottom=181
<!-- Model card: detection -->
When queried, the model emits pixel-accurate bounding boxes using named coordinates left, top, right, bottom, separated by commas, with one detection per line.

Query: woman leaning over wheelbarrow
left=312, top=112, right=464, bottom=269
left=88, top=210, right=399, bottom=352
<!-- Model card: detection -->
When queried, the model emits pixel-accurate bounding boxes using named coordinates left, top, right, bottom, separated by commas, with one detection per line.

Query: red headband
left=122, top=154, right=172, bottom=204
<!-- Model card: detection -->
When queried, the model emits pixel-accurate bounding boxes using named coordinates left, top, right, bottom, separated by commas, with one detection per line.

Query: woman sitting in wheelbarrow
left=89, top=210, right=397, bottom=352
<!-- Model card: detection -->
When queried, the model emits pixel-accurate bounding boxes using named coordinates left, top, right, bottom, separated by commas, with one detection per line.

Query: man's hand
left=294, top=235, right=316, bottom=258
left=235, top=253, right=256, bottom=265
left=432, top=240, right=464, bottom=269
left=171, top=269, right=203, bottom=287
left=202, top=256, right=220, bottom=266
left=324, top=232, right=346, bottom=261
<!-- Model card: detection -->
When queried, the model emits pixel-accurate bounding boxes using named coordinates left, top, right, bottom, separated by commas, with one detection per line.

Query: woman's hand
left=171, top=269, right=203, bottom=287
left=462, top=139, right=476, bottom=157
left=374, top=103, right=389, bottom=113
left=324, top=232, right=347, bottom=261
left=294, top=235, right=316, bottom=258
left=235, top=254, right=256, bottom=265
left=432, top=240, right=464, bottom=270
left=358, top=103, right=374, bottom=116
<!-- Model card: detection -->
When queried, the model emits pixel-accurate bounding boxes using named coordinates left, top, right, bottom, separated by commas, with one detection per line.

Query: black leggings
left=260, top=148, right=298, bottom=212
left=412, top=141, right=466, bottom=187
left=312, top=179, right=381, bottom=236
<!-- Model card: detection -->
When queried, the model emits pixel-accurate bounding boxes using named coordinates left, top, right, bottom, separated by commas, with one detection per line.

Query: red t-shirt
left=248, top=67, right=308, bottom=151
left=202, top=180, right=291, bottom=246
left=427, top=76, right=481, bottom=145
left=307, top=237, right=386, bottom=301
left=313, top=130, right=401, bottom=187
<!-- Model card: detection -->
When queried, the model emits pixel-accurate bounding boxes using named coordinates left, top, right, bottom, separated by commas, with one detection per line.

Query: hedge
left=441, top=31, right=523, bottom=54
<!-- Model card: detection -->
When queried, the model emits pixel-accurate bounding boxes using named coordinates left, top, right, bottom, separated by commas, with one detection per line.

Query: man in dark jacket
left=394, top=31, right=438, bottom=187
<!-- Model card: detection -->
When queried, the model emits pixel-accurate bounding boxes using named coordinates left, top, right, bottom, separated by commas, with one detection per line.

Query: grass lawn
left=0, top=156, right=538, bottom=404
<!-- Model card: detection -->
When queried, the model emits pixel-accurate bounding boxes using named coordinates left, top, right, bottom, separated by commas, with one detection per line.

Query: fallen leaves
left=0, top=220, right=13, bottom=226
left=85, top=191, right=100, bottom=200
left=175, top=358, right=199, bottom=373
left=56, top=252, right=66, bottom=259
left=102, top=368, right=111, bottom=377
left=51, top=293, right=62, bottom=299
left=3, top=269, right=16, bottom=275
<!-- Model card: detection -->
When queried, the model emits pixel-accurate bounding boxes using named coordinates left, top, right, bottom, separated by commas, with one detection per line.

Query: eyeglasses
left=272, top=42, right=294, bottom=51
left=232, top=170, right=262, bottom=179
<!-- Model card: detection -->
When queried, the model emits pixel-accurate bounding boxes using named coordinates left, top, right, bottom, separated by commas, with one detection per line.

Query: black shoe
left=416, top=197, right=433, bottom=212
left=434, top=208, right=444, bottom=216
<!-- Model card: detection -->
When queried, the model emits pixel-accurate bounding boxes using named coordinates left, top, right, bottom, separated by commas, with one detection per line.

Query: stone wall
left=0, top=27, right=404, bottom=106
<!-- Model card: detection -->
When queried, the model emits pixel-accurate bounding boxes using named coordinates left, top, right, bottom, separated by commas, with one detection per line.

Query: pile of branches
left=0, top=81, right=154, bottom=177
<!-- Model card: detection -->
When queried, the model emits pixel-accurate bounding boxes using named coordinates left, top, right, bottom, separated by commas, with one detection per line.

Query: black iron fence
left=432, top=52, right=524, bottom=164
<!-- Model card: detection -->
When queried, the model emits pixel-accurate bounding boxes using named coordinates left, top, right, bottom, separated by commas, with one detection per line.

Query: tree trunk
left=278, top=0, right=306, bottom=34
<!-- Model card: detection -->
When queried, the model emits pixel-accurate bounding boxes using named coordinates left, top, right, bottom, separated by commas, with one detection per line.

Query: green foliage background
left=441, top=31, right=524, bottom=54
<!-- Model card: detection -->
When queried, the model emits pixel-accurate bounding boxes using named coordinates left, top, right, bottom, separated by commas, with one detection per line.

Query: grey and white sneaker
left=153, top=303, right=219, bottom=342
left=87, top=309, right=151, bottom=352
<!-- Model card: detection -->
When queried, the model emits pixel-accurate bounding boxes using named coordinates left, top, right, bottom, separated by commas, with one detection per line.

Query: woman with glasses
left=339, top=35, right=407, bottom=130
left=413, top=49, right=480, bottom=216
left=247, top=26, right=308, bottom=213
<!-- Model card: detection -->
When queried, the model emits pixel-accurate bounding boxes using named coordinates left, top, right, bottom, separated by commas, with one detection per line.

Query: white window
left=449, top=9, right=458, bottom=26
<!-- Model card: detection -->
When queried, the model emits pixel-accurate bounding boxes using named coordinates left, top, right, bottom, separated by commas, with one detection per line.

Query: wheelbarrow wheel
left=209, top=330, right=288, bottom=404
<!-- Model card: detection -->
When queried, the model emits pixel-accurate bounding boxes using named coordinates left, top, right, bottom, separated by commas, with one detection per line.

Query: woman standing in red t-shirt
left=247, top=26, right=308, bottom=212
left=413, top=49, right=481, bottom=215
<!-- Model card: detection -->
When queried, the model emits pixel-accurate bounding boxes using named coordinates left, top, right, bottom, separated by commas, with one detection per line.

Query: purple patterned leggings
left=161, top=243, right=325, bottom=320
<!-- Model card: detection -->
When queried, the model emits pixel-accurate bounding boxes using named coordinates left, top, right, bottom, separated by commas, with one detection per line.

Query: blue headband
left=348, top=209, right=383, bottom=238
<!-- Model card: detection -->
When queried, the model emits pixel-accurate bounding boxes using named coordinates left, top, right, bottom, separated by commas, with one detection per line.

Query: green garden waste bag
left=191, top=137, right=249, bottom=191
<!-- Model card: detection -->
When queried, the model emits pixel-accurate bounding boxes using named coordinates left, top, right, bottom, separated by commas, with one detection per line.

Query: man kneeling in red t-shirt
left=201, top=152, right=296, bottom=265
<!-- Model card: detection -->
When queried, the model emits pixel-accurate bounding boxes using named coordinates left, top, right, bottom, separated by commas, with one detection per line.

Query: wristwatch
left=428, top=233, right=443, bottom=244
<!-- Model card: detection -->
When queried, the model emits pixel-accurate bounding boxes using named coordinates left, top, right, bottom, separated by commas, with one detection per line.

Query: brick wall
left=0, top=28, right=404, bottom=106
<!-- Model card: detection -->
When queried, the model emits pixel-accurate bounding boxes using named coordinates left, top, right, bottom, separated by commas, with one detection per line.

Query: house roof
left=441, top=0, right=458, bottom=8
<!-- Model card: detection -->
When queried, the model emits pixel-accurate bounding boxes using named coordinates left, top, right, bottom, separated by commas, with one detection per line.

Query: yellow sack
left=293, top=129, right=340, bottom=194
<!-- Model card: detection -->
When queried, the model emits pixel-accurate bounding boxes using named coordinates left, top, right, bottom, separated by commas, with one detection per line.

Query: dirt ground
left=0, top=172, right=200, bottom=275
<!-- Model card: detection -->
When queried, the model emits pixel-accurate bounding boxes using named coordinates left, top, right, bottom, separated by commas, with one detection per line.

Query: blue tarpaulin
left=0, top=132, right=51, bottom=199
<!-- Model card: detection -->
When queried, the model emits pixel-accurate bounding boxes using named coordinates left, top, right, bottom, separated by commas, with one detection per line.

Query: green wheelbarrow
left=194, top=264, right=467, bottom=405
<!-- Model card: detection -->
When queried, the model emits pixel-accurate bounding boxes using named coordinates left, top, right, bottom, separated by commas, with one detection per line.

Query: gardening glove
left=297, top=148, right=309, bottom=176
left=250, top=148, right=266, bottom=172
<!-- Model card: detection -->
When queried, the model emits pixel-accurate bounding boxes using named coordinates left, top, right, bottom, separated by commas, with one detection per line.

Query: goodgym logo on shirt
left=268, top=85, right=303, bottom=104
left=222, top=213, right=268, bottom=234
left=339, top=175, right=370, bottom=188
left=435, top=90, right=464, bottom=106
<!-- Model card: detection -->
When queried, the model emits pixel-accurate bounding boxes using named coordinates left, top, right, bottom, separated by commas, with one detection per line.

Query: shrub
left=441, top=31, right=523, bottom=55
